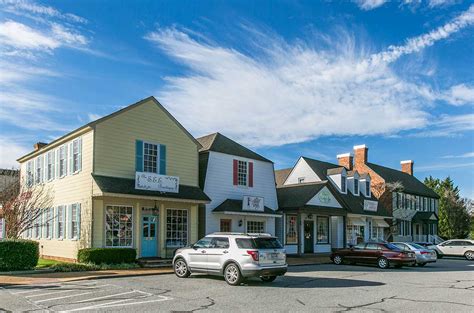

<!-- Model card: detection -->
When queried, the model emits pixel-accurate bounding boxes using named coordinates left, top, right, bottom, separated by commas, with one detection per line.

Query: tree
left=424, top=176, right=471, bottom=239
left=0, top=173, right=53, bottom=239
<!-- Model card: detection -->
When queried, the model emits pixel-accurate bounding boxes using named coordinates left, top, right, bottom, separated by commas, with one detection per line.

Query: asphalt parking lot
left=0, top=258, right=472, bottom=312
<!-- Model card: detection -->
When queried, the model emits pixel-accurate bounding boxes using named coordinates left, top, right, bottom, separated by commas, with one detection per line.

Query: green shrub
left=77, top=248, right=136, bottom=264
left=0, top=239, right=39, bottom=271
left=51, top=262, right=140, bottom=272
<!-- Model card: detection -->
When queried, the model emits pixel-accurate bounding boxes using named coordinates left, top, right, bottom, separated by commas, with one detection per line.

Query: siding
left=94, top=99, right=199, bottom=186
left=203, top=151, right=278, bottom=234
left=19, top=130, right=94, bottom=260
left=284, top=158, right=321, bottom=185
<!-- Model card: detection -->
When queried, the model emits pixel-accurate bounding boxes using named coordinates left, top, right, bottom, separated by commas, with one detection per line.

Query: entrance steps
left=137, top=258, right=173, bottom=268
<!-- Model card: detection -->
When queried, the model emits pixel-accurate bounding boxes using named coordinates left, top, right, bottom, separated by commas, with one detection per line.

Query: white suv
left=429, top=239, right=474, bottom=260
left=173, top=233, right=287, bottom=285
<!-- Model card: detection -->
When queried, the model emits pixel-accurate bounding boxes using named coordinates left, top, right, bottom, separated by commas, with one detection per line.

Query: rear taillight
left=420, top=251, right=430, bottom=255
left=247, top=250, right=259, bottom=261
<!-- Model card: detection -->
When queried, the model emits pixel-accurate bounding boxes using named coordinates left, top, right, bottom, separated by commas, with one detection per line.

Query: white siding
left=306, top=187, right=342, bottom=208
left=284, top=158, right=321, bottom=185
left=203, top=151, right=278, bottom=235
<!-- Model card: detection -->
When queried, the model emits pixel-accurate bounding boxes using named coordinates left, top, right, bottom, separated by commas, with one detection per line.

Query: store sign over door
left=243, top=196, right=264, bottom=212
left=363, top=200, right=378, bottom=212
left=135, top=172, right=179, bottom=193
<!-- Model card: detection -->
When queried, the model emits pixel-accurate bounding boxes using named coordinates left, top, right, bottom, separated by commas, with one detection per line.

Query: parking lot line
left=73, top=290, right=141, bottom=304
left=25, top=289, right=77, bottom=298
left=35, top=291, right=100, bottom=303
left=67, top=295, right=172, bottom=312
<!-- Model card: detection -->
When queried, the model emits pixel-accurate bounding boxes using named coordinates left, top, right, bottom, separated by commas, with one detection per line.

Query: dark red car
left=330, top=242, right=416, bottom=269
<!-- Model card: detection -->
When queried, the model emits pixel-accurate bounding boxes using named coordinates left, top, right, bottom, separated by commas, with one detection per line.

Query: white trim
left=400, top=160, right=413, bottom=164
left=213, top=211, right=281, bottom=217
left=93, top=192, right=209, bottom=204
left=336, top=153, right=351, bottom=158
left=142, top=140, right=161, bottom=174
left=104, top=204, right=134, bottom=248
left=353, top=144, right=366, bottom=150
left=165, top=208, right=189, bottom=248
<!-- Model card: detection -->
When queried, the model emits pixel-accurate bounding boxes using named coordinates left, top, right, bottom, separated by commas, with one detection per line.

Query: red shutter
left=249, top=162, right=254, bottom=187
left=233, top=160, right=238, bottom=185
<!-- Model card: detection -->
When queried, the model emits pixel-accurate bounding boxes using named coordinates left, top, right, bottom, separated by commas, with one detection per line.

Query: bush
left=0, top=239, right=39, bottom=271
left=51, top=262, right=140, bottom=272
left=77, top=248, right=136, bottom=264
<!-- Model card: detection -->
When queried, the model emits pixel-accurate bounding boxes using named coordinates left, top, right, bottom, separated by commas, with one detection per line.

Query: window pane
left=105, top=205, right=133, bottom=247
left=286, top=215, right=298, bottom=244
left=317, top=217, right=329, bottom=244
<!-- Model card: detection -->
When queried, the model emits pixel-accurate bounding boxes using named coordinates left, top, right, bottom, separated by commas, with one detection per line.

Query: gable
left=306, top=186, right=342, bottom=208
left=284, top=158, right=321, bottom=185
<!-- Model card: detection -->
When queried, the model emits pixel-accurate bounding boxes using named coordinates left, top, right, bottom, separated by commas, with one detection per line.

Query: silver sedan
left=392, top=242, right=437, bottom=266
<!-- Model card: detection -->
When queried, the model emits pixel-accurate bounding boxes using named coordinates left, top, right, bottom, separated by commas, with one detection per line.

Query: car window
left=353, top=243, right=366, bottom=250
left=442, top=241, right=455, bottom=246
left=383, top=243, right=402, bottom=251
left=461, top=241, right=473, bottom=246
left=193, top=237, right=212, bottom=248
left=408, top=243, right=425, bottom=250
left=393, top=243, right=408, bottom=251
left=254, top=238, right=283, bottom=249
left=210, top=237, right=230, bottom=249
left=236, top=238, right=256, bottom=249
left=365, top=243, right=381, bottom=250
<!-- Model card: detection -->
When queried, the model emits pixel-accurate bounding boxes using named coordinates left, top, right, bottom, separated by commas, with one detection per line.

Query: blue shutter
left=67, top=205, right=72, bottom=239
left=159, top=144, right=166, bottom=175
left=135, top=140, right=143, bottom=172
left=76, top=203, right=81, bottom=239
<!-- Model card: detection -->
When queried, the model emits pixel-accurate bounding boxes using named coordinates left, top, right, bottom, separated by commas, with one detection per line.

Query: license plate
left=270, top=253, right=280, bottom=259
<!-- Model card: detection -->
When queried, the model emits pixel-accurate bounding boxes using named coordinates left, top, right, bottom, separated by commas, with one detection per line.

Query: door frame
left=141, top=214, right=159, bottom=258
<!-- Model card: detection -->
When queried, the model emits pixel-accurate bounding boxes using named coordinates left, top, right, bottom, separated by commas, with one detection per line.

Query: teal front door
left=141, top=215, right=158, bottom=257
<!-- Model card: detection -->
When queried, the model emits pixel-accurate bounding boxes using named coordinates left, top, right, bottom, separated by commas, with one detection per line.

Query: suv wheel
left=333, top=255, right=343, bottom=265
left=377, top=257, right=389, bottom=269
left=464, top=250, right=474, bottom=260
left=224, top=263, right=243, bottom=286
left=260, top=276, right=277, bottom=282
left=174, top=258, right=191, bottom=278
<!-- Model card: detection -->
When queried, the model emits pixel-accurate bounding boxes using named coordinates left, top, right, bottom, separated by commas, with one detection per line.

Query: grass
left=35, top=258, right=140, bottom=272
left=36, top=258, right=64, bottom=269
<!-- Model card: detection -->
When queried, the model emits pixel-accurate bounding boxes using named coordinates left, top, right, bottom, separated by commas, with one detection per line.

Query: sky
left=0, top=0, right=473, bottom=197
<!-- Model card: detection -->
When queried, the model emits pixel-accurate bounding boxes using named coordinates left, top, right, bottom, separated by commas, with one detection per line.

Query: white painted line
left=25, top=289, right=76, bottom=298
left=67, top=295, right=171, bottom=312
left=35, top=291, right=96, bottom=303
left=73, top=290, right=139, bottom=304
left=11, top=285, right=60, bottom=294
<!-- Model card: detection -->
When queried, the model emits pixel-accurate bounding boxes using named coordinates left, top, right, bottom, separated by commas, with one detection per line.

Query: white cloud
left=0, top=136, right=29, bottom=168
left=369, top=4, right=474, bottom=65
left=440, top=84, right=474, bottom=106
left=416, top=162, right=474, bottom=171
left=442, top=152, right=474, bottom=158
left=413, top=114, right=474, bottom=137
left=355, top=0, right=388, bottom=11
left=145, top=5, right=473, bottom=148
left=87, top=113, right=102, bottom=122
left=428, top=0, right=457, bottom=8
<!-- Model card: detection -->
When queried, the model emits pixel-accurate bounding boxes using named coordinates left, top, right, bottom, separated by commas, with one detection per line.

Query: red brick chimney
left=33, top=142, right=47, bottom=151
left=353, top=145, right=368, bottom=168
left=401, top=160, right=414, bottom=175
left=337, top=153, right=353, bottom=170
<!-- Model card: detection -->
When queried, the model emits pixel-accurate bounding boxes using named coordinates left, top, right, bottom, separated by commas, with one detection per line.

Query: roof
left=327, top=167, right=345, bottom=175
left=274, top=168, right=292, bottom=187
left=301, top=157, right=341, bottom=180
left=367, top=162, right=439, bottom=198
left=92, top=174, right=210, bottom=202
left=212, top=199, right=280, bottom=216
left=412, top=211, right=438, bottom=223
left=277, top=181, right=327, bottom=208
left=196, top=132, right=272, bottom=163
left=18, top=96, right=201, bottom=162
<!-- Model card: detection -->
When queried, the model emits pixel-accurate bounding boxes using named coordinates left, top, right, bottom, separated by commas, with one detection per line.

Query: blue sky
left=0, top=0, right=473, bottom=197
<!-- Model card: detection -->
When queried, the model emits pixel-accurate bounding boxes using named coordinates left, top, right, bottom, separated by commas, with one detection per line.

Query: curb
left=61, top=269, right=174, bottom=282
left=0, top=268, right=56, bottom=276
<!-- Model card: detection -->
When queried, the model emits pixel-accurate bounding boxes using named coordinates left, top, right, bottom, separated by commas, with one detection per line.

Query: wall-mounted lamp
left=238, top=220, right=243, bottom=227
left=307, top=214, right=313, bottom=219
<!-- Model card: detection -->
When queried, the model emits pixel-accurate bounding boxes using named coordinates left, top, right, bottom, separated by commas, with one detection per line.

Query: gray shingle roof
left=277, top=182, right=327, bottom=208
left=92, top=174, right=210, bottom=202
left=274, top=168, right=292, bottom=187
left=367, top=162, right=439, bottom=198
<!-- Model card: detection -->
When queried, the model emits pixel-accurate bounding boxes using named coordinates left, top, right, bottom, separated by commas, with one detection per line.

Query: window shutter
left=67, top=205, right=72, bottom=239
left=76, top=203, right=81, bottom=239
left=77, top=138, right=82, bottom=172
left=43, top=155, right=48, bottom=182
left=55, top=149, right=59, bottom=178
left=40, top=210, right=44, bottom=238
left=52, top=151, right=56, bottom=180
left=135, top=140, right=143, bottom=172
left=55, top=207, right=59, bottom=238
left=62, top=206, right=66, bottom=239
left=159, top=144, right=166, bottom=175
left=248, top=162, right=254, bottom=187
left=68, top=143, right=73, bottom=174
left=233, top=160, right=238, bottom=185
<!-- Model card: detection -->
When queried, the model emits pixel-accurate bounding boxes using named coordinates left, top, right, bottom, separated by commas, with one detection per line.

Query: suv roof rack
left=210, top=232, right=273, bottom=237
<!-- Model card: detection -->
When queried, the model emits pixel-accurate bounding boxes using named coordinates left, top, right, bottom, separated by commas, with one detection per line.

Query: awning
left=348, top=217, right=366, bottom=226
left=373, top=219, right=390, bottom=228
left=212, top=199, right=281, bottom=217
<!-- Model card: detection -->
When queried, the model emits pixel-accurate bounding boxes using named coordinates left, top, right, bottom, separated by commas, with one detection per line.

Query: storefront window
left=166, top=209, right=188, bottom=247
left=285, top=215, right=298, bottom=244
left=247, top=220, right=265, bottom=233
left=347, top=224, right=364, bottom=246
left=316, top=217, right=329, bottom=244
left=105, top=206, right=133, bottom=247
left=371, top=226, right=384, bottom=241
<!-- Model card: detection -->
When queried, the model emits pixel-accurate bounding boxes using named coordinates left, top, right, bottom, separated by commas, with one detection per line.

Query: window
left=341, top=176, right=346, bottom=192
left=34, top=215, right=40, bottom=238
left=316, top=217, right=329, bottom=244
left=166, top=209, right=188, bottom=247
left=392, top=192, right=397, bottom=209
left=371, top=226, right=385, bottom=241
left=220, top=219, right=232, bottom=232
left=45, top=208, right=53, bottom=239
left=59, top=145, right=67, bottom=177
left=26, top=161, right=34, bottom=186
left=211, top=237, right=230, bottom=249
left=105, top=205, right=133, bottom=247
left=237, top=160, right=248, bottom=186
left=365, top=243, right=381, bottom=250
left=46, top=151, right=54, bottom=181
left=254, top=237, right=283, bottom=249
left=247, top=221, right=265, bottom=233
left=430, top=199, right=434, bottom=212
left=365, top=180, right=370, bottom=197
left=353, top=243, right=365, bottom=250
left=236, top=238, right=255, bottom=249
left=71, top=203, right=80, bottom=239
left=285, top=214, right=298, bottom=244
left=346, top=224, right=364, bottom=246
left=298, top=177, right=305, bottom=184
left=143, top=142, right=158, bottom=173
left=35, top=156, right=42, bottom=184
left=72, top=138, right=82, bottom=173
left=56, top=206, right=65, bottom=239
left=353, top=178, right=359, bottom=195
left=0, top=218, right=4, bottom=239
left=193, top=237, right=212, bottom=248
left=397, top=193, right=402, bottom=209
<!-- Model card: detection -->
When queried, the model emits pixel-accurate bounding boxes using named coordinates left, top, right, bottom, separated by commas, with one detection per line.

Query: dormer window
left=298, top=177, right=305, bottom=184
left=365, top=180, right=370, bottom=197
left=341, top=175, right=346, bottom=193
left=354, top=178, right=359, bottom=195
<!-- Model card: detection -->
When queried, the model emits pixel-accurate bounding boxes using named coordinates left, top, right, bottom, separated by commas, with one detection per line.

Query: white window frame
left=166, top=209, right=189, bottom=247
left=105, top=205, right=134, bottom=248
left=365, top=180, right=371, bottom=197
left=143, top=141, right=160, bottom=174
left=237, top=160, right=249, bottom=187
left=57, top=205, right=65, bottom=240
left=285, top=214, right=298, bottom=244
left=353, top=178, right=359, bottom=195
left=298, top=177, right=305, bottom=184
left=72, top=138, right=82, bottom=174
left=45, top=207, right=53, bottom=239
left=71, top=203, right=79, bottom=240
left=316, top=216, right=329, bottom=244
left=46, top=151, right=54, bottom=181
left=340, top=175, right=347, bottom=193
left=26, top=160, right=34, bottom=186
left=35, top=156, right=43, bottom=184
left=246, top=220, right=265, bottom=233
left=59, top=145, right=67, bottom=178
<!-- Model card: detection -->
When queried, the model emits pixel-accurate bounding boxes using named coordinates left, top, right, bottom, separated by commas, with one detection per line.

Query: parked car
left=173, top=233, right=287, bottom=285
left=392, top=242, right=437, bottom=266
left=330, top=242, right=416, bottom=269
left=428, top=239, right=474, bottom=260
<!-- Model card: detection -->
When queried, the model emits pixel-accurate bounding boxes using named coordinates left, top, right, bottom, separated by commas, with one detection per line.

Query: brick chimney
left=353, top=145, right=368, bottom=168
left=337, top=153, right=353, bottom=170
left=401, top=160, right=414, bottom=175
left=33, top=142, right=47, bottom=151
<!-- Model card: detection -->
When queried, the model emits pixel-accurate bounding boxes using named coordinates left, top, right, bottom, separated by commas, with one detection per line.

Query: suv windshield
left=235, top=237, right=283, bottom=249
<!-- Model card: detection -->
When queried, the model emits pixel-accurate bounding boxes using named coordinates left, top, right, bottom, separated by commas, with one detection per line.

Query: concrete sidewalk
left=0, top=267, right=173, bottom=286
